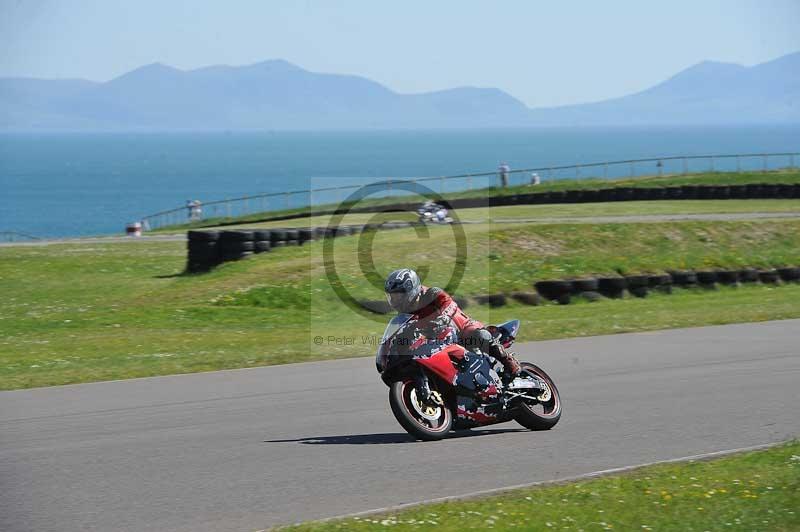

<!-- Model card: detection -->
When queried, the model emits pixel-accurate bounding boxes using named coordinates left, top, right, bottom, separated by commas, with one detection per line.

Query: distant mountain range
left=2, top=53, right=798, bottom=131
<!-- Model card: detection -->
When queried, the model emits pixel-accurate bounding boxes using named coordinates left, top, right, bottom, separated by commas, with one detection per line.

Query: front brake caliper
left=536, top=381, right=552, bottom=402
left=429, top=390, right=444, bottom=406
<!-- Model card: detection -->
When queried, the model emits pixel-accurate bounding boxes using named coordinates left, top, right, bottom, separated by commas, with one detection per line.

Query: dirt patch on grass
left=507, top=233, right=565, bottom=256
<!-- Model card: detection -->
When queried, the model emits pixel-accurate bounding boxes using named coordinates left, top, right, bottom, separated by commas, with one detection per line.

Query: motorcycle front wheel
left=513, top=362, right=562, bottom=430
left=389, top=379, right=452, bottom=441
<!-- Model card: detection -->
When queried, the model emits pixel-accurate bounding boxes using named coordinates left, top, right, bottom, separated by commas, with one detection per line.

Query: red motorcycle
left=375, top=314, right=562, bottom=441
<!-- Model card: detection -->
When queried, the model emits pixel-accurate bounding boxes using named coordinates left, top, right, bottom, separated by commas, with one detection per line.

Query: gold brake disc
left=410, top=388, right=442, bottom=421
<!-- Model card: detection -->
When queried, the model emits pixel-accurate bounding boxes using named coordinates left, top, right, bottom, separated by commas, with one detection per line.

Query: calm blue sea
left=1, top=126, right=798, bottom=238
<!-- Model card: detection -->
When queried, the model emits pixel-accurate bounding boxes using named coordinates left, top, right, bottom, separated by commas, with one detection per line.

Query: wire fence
left=140, top=152, right=799, bottom=230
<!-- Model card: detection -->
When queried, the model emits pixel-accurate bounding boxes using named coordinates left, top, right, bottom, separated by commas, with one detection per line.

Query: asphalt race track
left=2, top=320, right=798, bottom=531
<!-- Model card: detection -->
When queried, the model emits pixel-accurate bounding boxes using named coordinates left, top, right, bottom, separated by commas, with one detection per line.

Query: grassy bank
left=154, top=169, right=800, bottom=232
left=283, top=441, right=800, bottom=531
left=2, top=217, right=800, bottom=389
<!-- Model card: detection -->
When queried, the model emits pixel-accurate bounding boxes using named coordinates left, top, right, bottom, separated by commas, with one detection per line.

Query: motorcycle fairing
left=415, top=344, right=465, bottom=384
left=488, top=319, right=520, bottom=349
left=455, top=395, right=506, bottom=428
left=454, top=351, right=491, bottom=390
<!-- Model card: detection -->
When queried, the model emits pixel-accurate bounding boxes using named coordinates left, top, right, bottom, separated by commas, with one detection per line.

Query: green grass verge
left=2, top=218, right=800, bottom=390
left=282, top=441, right=800, bottom=531
left=153, top=169, right=800, bottom=232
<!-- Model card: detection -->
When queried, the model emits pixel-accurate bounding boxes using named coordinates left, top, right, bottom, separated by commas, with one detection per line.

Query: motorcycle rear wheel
left=513, top=362, right=562, bottom=430
left=389, top=379, right=452, bottom=441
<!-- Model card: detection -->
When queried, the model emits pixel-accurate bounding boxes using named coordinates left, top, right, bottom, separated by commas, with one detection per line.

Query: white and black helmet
left=384, top=268, right=422, bottom=312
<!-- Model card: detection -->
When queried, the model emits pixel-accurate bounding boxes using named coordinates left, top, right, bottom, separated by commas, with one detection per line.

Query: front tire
left=514, top=362, right=562, bottom=430
left=389, top=379, right=452, bottom=441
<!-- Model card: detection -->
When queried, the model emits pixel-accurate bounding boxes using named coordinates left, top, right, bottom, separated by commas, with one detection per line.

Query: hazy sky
left=1, top=0, right=799, bottom=107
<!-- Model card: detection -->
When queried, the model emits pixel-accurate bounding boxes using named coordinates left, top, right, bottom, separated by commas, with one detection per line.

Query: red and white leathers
left=409, top=286, right=521, bottom=377
left=412, top=286, right=482, bottom=336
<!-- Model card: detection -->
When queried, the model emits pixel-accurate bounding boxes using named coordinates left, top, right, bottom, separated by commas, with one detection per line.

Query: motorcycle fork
left=414, top=371, right=431, bottom=402
left=415, top=370, right=445, bottom=406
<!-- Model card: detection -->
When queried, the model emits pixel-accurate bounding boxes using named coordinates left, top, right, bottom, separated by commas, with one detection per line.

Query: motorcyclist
left=384, top=268, right=522, bottom=379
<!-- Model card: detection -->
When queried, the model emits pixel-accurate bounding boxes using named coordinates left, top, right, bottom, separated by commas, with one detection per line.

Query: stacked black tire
left=187, top=231, right=222, bottom=273
left=649, top=274, right=673, bottom=294
left=186, top=230, right=264, bottom=273
left=219, top=231, right=256, bottom=262
left=597, top=277, right=627, bottom=299
left=777, top=267, right=800, bottom=282
left=533, top=280, right=572, bottom=304
left=474, top=293, right=508, bottom=307
left=625, top=275, right=650, bottom=298
left=254, top=230, right=272, bottom=254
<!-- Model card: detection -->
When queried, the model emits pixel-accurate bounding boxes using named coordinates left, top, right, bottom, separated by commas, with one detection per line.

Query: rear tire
left=389, top=380, right=452, bottom=441
left=514, top=363, right=562, bottom=431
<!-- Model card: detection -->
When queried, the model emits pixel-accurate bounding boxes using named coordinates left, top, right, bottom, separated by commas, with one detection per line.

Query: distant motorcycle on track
left=375, top=315, right=562, bottom=440
left=417, top=202, right=453, bottom=224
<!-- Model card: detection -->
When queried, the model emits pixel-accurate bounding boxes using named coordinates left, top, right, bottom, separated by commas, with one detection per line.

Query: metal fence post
left=763, top=155, right=767, bottom=171
left=630, top=162, right=635, bottom=177
left=226, top=201, right=231, bottom=218
left=710, top=156, right=715, bottom=172
left=467, top=175, right=472, bottom=190
left=576, top=165, right=580, bottom=179
left=603, top=163, right=608, bottom=179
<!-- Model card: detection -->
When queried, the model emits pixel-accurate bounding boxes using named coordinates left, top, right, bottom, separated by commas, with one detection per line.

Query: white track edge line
left=268, top=440, right=789, bottom=530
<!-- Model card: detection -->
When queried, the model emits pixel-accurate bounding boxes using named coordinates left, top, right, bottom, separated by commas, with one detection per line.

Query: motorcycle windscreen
left=376, top=313, right=413, bottom=371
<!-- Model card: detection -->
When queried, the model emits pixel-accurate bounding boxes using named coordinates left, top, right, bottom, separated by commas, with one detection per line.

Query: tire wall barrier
left=186, top=222, right=423, bottom=272
left=446, top=183, right=800, bottom=210
left=355, top=183, right=799, bottom=214
left=525, top=267, right=800, bottom=304
left=362, top=264, right=799, bottom=313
